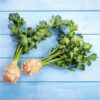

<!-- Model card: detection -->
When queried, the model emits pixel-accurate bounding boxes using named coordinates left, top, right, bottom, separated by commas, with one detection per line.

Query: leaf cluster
left=8, top=13, right=51, bottom=54
left=44, top=15, right=97, bottom=70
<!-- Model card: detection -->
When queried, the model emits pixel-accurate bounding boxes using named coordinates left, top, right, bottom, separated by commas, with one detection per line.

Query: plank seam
left=0, top=81, right=100, bottom=83
left=1, top=33, right=100, bottom=35
left=0, top=57, right=100, bottom=59
left=0, top=10, right=100, bottom=12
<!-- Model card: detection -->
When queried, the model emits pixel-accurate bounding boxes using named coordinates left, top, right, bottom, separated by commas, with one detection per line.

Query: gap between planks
left=0, top=33, right=100, bottom=35
left=0, top=10, right=100, bottom=12
left=0, top=81, right=100, bottom=83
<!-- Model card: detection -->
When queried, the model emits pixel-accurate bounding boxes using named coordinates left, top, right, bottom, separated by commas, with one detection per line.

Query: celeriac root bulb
left=22, top=59, right=42, bottom=75
left=3, top=61, right=20, bottom=83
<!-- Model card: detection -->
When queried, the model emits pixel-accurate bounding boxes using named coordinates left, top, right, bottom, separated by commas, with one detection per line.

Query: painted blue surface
left=0, top=0, right=100, bottom=100
left=0, top=82, right=100, bottom=100
left=0, top=0, right=100, bottom=10
left=0, top=12, right=100, bottom=34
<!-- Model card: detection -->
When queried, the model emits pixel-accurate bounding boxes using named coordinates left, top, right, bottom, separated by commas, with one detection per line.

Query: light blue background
left=0, top=0, right=100, bottom=100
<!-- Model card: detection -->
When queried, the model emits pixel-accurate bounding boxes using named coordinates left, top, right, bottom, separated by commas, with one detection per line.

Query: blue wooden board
left=0, top=82, right=99, bottom=100
left=0, top=0, right=100, bottom=10
left=0, top=0, right=100, bottom=99
left=0, top=12, right=100, bottom=34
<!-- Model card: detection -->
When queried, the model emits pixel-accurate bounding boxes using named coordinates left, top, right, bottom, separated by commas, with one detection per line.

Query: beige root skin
left=21, top=59, right=42, bottom=75
left=3, top=61, right=20, bottom=83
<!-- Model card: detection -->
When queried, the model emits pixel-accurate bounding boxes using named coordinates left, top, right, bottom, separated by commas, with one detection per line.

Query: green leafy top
left=8, top=13, right=51, bottom=54
left=41, top=16, right=97, bottom=70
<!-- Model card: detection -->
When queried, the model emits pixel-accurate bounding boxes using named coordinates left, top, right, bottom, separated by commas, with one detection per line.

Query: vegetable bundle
left=22, top=16, right=97, bottom=75
left=3, top=14, right=97, bottom=83
left=3, top=13, right=51, bottom=83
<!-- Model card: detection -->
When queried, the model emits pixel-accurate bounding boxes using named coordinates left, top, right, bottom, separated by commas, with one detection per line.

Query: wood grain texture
left=0, top=82, right=99, bottom=100
left=0, top=0, right=100, bottom=11
left=0, top=12, right=100, bottom=34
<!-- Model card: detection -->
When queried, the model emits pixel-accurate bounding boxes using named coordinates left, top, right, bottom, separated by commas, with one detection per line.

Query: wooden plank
left=0, top=12, right=100, bottom=34
left=0, top=0, right=100, bottom=11
left=0, top=35, right=99, bottom=57
left=0, top=82, right=99, bottom=100
left=0, top=58, right=100, bottom=81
